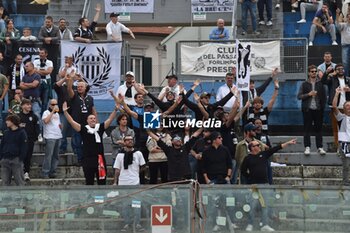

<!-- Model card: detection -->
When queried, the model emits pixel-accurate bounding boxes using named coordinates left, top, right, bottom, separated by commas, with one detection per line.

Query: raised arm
left=225, top=97, right=240, bottom=126
left=62, top=102, right=81, bottom=132
left=332, top=87, right=342, bottom=115
left=212, top=86, right=235, bottom=108
left=194, top=93, right=209, bottom=120
left=92, top=4, right=101, bottom=23
left=281, top=138, right=297, bottom=149
left=267, top=79, right=279, bottom=112
left=104, top=106, right=118, bottom=129
left=163, top=96, right=181, bottom=116
left=119, top=94, right=138, bottom=119
left=234, top=100, right=249, bottom=123
left=66, top=71, right=75, bottom=99
left=256, top=68, right=276, bottom=96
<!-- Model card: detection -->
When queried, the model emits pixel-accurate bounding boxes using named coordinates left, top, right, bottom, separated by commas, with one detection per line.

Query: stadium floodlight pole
left=232, top=0, right=238, bottom=40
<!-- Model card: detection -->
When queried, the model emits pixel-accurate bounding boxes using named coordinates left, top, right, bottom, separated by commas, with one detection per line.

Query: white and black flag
left=236, top=40, right=251, bottom=91
left=61, top=41, right=122, bottom=99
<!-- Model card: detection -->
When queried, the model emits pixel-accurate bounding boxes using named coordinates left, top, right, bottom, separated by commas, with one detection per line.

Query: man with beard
left=113, top=135, right=145, bottom=232
left=322, top=63, right=350, bottom=148
left=58, top=18, right=73, bottom=41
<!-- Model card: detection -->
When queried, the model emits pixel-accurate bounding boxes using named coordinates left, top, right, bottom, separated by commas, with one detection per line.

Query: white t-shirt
left=33, top=59, right=53, bottom=80
left=116, top=83, right=137, bottom=106
left=216, top=83, right=236, bottom=111
left=335, top=111, right=350, bottom=142
left=42, top=110, right=62, bottom=139
left=106, top=21, right=130, bottom=41
left=113, top=150, right=145, bottom=185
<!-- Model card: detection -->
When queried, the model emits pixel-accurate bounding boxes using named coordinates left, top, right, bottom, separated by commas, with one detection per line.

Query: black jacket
left=297, top=79, right=326, bottom=111
left=0, top=127, right=27, bottom=161
left=321, top=74, right=350, bottom=106
left=18, top=111, right=40, bottom=141
left=157, top=137, right=198, bottom=181
left=241, top=144, right=282, bottom=184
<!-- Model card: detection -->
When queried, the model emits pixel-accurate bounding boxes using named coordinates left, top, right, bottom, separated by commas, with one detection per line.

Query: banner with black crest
left=236, top=40, right=251, bottom=91
left=61, top=41, right=122, bottom=99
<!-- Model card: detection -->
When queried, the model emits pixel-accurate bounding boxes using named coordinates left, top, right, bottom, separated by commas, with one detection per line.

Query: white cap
left=125, top=71, right=135, bottom=77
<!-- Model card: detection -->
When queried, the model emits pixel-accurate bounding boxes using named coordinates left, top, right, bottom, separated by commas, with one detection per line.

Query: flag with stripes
left=61, top=41, right=122, bottom=99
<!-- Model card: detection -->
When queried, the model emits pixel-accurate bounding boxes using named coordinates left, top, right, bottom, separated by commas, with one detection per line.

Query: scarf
left=11, top=64, right=25, bottom=90
left=85, top=123, right=101, bottom=143
left=98, top=154, right=106, bottom=180
left=125, top=86, right=132, bottom=98
left=122, top=148, right=136, bottom=170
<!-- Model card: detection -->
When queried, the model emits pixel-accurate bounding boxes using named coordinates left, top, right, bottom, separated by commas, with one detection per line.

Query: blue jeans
left=188, top=154, right=197, bottom=179
left=40, top=79, right=51, bottom=115
left=342, top=45, right=350, bottom=77
left=2, top=0, right=17, bottom=14
left=72, top=129, right=83, bottom=162
left=241, top=0, right=257, bottom=32
left=42, top=139, right=60, bottom=176
left=247, top=190, right=269, bottom=225
left=1, top=157, right=25, bottom=186
left=230, top=159, right=238, bottom=184
left=59, top=113, right=72, bottom=152
left=257, top=0, right=272, bottom=21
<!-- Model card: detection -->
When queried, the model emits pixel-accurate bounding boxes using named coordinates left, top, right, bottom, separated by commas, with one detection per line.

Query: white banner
left=104, top=0, right=154, bottom=13
left=236, top=40, right=251, bottom=91
left=180, top=41, right=280, bottom=77
left=191, top=0, right=234, bottom=13
left=61, top=41, right=122, bottom=100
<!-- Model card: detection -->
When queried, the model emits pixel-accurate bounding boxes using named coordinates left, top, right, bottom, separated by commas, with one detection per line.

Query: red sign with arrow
left=151, top=205, right=172, bottom=226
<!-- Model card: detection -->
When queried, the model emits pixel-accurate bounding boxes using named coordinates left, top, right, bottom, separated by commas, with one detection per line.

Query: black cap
left=110, top=12, right=120, bottom=18
left=144, top=102, right=154, bottom=108
left=166, top=75, right=178, bottom=80
left=244, top=122, right=258, bottom=132
left=210, top=131, right=221, bottom=141
left=200, top=92, right=211, bottom=98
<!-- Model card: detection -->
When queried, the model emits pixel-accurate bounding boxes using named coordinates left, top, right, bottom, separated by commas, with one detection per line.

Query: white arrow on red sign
left=155, top=208, right=168, bottom=223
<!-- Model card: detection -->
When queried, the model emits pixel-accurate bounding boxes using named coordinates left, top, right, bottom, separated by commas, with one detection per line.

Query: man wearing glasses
left=321, top=63, right=350, bottom=148
left=41, top=99, right=62, bottom=178
left=298, top=65, right=327, bottom=155
left=241, top=138, right=296, bottom=232
left=202, top=131, right=232, bottom=185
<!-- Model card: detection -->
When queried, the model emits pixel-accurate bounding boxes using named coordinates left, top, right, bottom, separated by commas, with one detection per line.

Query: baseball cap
left=110, top=12, right=120, bottom=18
left=172, top=135, right=182, bottom=141
left=244, top=122, right=258, bottom=132
left=200, top=92, right=211, bottom=98
left=125, top=71, right=135, bottom=77
left=144, top=102, right=154, bottom=108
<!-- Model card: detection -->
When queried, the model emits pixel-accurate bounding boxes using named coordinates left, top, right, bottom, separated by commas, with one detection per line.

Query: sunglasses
left=51, top=103, right=58, bottom=106
left=251, top=144, right=260, bottom=148
left=309, top=70, right=317, bottom=73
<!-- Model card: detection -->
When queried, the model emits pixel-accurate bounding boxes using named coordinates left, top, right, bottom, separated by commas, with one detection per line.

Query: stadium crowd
left=0, top=1, right=349, bottom=232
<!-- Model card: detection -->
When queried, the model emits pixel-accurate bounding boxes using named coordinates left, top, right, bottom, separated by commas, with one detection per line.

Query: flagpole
left=232, top=0, right=238, bottom=40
